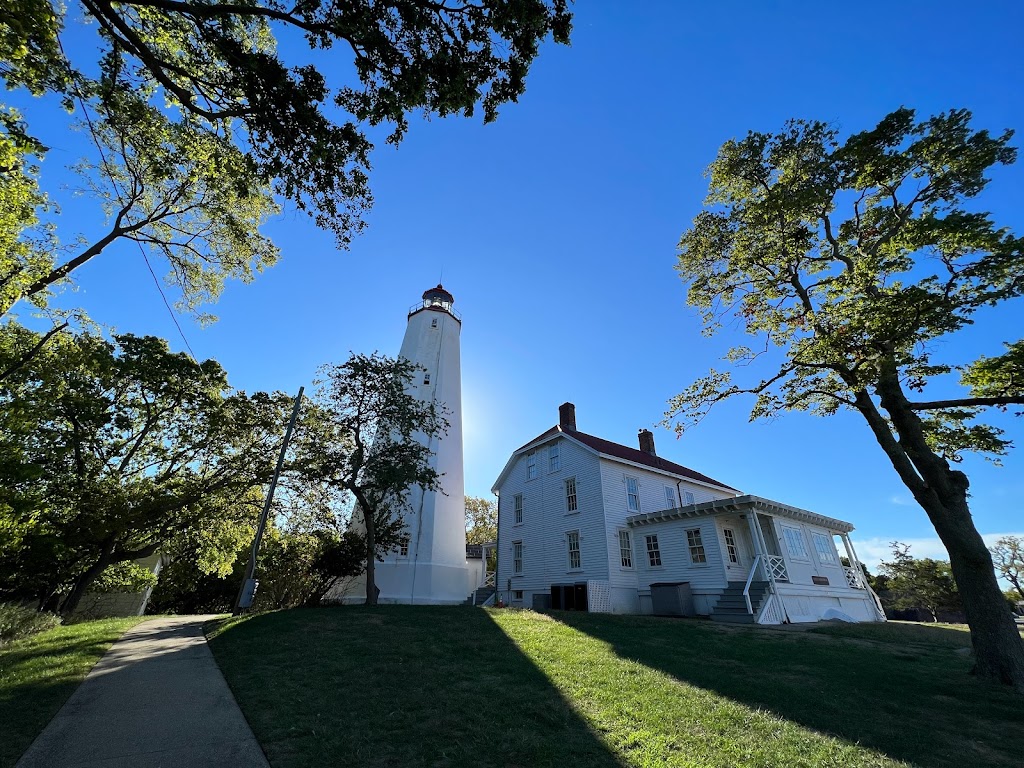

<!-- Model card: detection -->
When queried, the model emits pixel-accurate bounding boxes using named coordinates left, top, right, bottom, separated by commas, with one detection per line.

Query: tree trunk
left=926, top=491, right=1024, bottom=690
left=868, top=373, right=1024, bottom=692
left=364, top=505, right=377, bottom=606
left=59, top=543, right=115, bottom=617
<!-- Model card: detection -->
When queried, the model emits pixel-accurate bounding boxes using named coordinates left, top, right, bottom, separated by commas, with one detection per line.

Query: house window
left=683, top=490, right=695, bottom=505
left=626, top=477, right=640, bottom=512
left=513, top=541, right=523, bottom=574
left=686, top=528, right=707, bottom=564
left=549, top=443, right=560, bottom=472
left=664, top=486, right=676, bottom=510
left=526, top=453, right=537, bottom=480
left=565, top=477, right=578, bottom=513
left=812, top=532, right=837, bottom=563
left=645, top=534, right=662, bottom=567
left=782, top=526, right=810, bottom=561
left=567, top=530, right=581, bottom=570
left=513, top=493, right=523, bottom=525
left=399, top=536, right=409, bottom=557
left=619, top=530, right=633, bottom=568
left=513, top=590, right=524, bottom=600
left=723, top=528, right=738, bottom=564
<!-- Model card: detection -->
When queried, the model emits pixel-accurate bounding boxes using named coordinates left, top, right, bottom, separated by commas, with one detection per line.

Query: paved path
left=17, top=615, right=270, bottom=768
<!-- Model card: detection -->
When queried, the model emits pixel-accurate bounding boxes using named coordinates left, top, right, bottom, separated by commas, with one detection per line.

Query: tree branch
left=908, top=395, right=1024, bottom=411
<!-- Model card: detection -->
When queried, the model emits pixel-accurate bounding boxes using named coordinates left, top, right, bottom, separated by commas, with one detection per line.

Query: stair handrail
left=742, top=554, right=763, bottom=615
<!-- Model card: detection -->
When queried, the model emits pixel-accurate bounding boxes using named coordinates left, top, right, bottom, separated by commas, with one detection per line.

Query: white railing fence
left=484, top=571, right=495, bottom=588
left=843, top=565, right=864, bottom=589
left=767, top=555, right=788, bottom=582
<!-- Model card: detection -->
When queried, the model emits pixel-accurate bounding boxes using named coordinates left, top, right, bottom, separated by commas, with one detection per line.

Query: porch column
left=840, top=533, right=863, bottom=588
left=744, top=513, right=767, bottom=582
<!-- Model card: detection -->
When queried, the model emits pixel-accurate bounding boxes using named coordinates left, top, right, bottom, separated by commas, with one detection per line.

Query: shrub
left=0, top=603, right=61, bottom=645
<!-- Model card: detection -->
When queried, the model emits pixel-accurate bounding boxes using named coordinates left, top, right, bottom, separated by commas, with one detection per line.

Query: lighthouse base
left=334, top=561, right=473, bottom=605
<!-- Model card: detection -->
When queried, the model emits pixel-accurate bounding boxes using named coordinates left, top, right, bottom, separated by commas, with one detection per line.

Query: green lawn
left=207, top=607, right=1024, bottom=768
left=0, top=617, right=149, bottom=768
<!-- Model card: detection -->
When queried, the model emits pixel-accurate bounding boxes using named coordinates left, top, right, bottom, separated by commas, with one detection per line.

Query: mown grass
left=0, top=617, right=148, bottom=767
left=208, top=607, right=1024, bottom=768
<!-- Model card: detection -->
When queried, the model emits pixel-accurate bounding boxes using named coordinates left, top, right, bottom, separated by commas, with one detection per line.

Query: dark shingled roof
left=517, top=425, right=738, bottom=493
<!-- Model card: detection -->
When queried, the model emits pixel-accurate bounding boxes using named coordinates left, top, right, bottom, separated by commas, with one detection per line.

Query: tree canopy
left=0, top=0, right=571, bottom=318
left=990, top=536, right=1024, bottom=601
left=878, top=543, right=962, bottom=622
left=465, top=495, right=497, bottom=544
left=670, top=107, right=1024, bottom=690
left=298, top=352, right=447, bottom=605
left=0, top=327, right=293, bottom=614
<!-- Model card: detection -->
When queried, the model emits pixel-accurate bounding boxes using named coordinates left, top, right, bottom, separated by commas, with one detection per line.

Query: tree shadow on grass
left=207, top=606, right=624, bottom=768
left=549, top=612, right=1023, bottom=768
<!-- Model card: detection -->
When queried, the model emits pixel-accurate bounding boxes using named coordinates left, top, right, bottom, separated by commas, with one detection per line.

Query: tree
left=299, top=353, right=447, bottom=605
left=879, top=543, right=962, bottom=622
left=990, top=536, right=1024, bottom=600
left=0, top=328, right=292, bottom=614
left=669, top=108, right=1024, bottom=690
left=0, top=1, right=572, bottom=321
left=465, top=495, right=497, bottom=545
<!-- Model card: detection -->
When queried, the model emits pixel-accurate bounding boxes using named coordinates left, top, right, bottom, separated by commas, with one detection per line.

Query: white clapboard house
left=491, top=403, right=885, bottom=624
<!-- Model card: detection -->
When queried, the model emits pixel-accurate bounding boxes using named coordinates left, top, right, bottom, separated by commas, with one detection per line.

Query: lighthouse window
left=423, top=374, right=430, bottom=385
left=431, top=318, right=437, bottom=328
left=399, top=537, right=410, bottom=557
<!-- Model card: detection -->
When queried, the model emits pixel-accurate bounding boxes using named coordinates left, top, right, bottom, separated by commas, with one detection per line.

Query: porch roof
left=625, top=494, right=854, bottom=533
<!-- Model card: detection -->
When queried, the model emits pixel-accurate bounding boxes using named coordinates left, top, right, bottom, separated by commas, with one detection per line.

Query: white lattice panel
left=587, top=580, right=612, bottom=613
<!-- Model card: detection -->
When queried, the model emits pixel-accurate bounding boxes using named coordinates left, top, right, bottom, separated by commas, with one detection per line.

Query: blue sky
left=14, top=1, right=1024, bottom=569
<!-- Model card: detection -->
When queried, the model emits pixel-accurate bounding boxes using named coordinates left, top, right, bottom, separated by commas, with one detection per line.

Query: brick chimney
left=558, top=402, right=576, bottom=431
left=638, top=428, right=656, bottom=456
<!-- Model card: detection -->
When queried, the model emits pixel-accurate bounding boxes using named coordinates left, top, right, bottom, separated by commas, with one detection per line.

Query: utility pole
left=233, top=386, right=304, bottom=615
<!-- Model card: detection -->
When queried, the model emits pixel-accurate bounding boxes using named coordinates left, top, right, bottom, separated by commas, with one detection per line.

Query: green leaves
left=671, top=107, right=1024, bottom=460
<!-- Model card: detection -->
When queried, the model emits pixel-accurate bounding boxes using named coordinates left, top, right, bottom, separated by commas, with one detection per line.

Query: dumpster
left=650, top=582, right=693, bottom=616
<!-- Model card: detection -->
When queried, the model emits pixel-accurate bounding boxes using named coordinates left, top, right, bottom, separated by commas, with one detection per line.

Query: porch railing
left=843, top=565, right=864, bottom=589
left=767, top=555, right=788, bottom=582
left=742, top=555, right=763, bottom=615
left=757, top=593, right=787, bottom=624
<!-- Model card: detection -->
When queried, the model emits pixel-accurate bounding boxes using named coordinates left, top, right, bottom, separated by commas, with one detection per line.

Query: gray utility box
left=650, top=582, right=694, bottom=617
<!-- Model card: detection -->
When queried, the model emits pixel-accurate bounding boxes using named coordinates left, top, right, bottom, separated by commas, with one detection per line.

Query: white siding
left=495, top=437, right=606, bottom=608
left=629, top=518, right=730, bottom=615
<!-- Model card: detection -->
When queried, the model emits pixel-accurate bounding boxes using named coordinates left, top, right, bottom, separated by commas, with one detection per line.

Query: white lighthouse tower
left=371, top=285, right=470, bottom=604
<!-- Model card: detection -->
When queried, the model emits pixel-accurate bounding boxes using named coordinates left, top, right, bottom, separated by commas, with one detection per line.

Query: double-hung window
left=686, top=528, right=707, bottom=564
left=619, top=530, right=633, bottom=568
left=723, top=528, right=738, bottom=564
left=565, top=477, right=578, bottom=513
left=626, top=477, right=640, bottom=512
left=399, top=536, right=410, bottom=557
left=513, top=493, right=523, bottom=525
left=567, top=530, right=581, bottom=570
left=645, top=534, right=662, bottom=567
left=526, top=453, right=537, bottom=480
left=513, top=541, right=523, bottom=574
left=811, top=532, right=836, bottom=563
left=782, top=526, right=810, bottom=561
left=549, top=444, right=560, bottom=472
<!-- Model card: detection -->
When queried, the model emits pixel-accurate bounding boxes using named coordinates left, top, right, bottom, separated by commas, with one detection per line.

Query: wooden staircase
left=464, top=586, right=495, bottom=606
left=710, top=580, right=770, bottom=624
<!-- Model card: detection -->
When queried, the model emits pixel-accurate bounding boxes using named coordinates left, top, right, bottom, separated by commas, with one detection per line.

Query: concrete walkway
left=17, top=615, right=270, bottom=768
